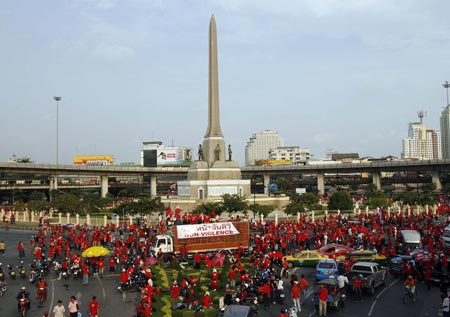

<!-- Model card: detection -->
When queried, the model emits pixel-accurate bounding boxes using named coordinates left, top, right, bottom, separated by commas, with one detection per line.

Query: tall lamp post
left=53, top=96, right=61, bottom=166
left=443, top=81, right=450, bottom=107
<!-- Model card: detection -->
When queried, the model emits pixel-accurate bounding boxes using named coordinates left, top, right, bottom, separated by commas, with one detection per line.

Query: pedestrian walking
left=67, top=296, right=79, bottom=317
left=88, top=296, right=100, bottom=317
left=82, top=262, right=89, bottom=286
left=52, top=300, right=66, bottom=317
left=17, top=241, right=25, bottom=259
left=291, top=281, right=302, bottom=313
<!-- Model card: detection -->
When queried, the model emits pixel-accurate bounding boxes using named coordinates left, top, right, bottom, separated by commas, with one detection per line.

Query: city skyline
left=1, top=1, right=450, bottom=165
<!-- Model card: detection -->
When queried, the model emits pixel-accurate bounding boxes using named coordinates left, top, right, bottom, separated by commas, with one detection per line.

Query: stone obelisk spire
left=203, top=15, right=225, bottom=163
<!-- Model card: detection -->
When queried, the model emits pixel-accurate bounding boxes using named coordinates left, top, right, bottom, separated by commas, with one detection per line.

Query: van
left=400, top=230, right=421, bottom=249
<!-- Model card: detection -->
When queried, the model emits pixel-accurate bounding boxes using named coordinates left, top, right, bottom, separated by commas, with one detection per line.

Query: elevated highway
left=1, top=159, right=450, bottom=196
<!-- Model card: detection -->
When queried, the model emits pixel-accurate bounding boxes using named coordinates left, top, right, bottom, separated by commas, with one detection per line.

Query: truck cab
left=400, top=230, right=421, bottom=250
left=154, top=234, right=174, bottom=254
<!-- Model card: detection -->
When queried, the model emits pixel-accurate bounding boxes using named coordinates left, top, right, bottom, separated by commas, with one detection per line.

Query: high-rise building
left=245, top=130, right=284, bottom=165
left=440, top=105, right=450, bottom=159
left=269, top=146, right=311, bottom=164
left=402, top=122, right=441, bottom=159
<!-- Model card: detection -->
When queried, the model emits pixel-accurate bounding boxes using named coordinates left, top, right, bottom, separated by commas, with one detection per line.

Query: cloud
left=92, top=43, right=136, bottom=61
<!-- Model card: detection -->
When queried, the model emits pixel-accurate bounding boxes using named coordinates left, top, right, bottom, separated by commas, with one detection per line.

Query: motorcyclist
left=404, top=275, right=416, bottom=295
left=0, top=263, right=4, bottom=281
left=278, top=308, right=288, bottom=317
left=37, top=278, right=48, bottom=301
left=16, top=286, right=31, bottom=312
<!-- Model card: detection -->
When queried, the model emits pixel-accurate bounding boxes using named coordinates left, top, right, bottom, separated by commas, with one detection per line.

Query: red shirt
left=291, top=284, right=300, bottom=299
left=88, top=300, right=99, bottom=315
left=318, top=287, right=328, bottom=301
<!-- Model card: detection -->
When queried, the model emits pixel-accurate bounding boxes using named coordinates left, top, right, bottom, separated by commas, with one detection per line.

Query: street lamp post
left=444, top=81, right=450, bottom=107
left=53, top=96, right=61, bottom=166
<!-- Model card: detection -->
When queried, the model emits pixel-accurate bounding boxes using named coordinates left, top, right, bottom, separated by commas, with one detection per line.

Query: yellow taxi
left=336, top=250, right=387, bottom=265
left=285, top=250, right=329, bottom=267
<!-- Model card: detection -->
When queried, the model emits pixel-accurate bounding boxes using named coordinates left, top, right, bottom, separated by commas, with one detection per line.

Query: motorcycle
left=274, top=289, right=285, bottom=305
left=8, top=264, right=16, bottom=279
left=18, top=298, right=29, bottom=316
left=403, top=286, right=416, bottom=304
left=18, top=262, right=27, bottom=279
left=37, top=287, right=47, bottom=306
left=71, top=266, right=80, bottom=279
left=29, top=268, right=41, bottom=284
left=0, top=280, right=6, bottom=296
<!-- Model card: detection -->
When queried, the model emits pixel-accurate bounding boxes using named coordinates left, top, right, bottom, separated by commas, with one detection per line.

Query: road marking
left=96, top=275, right=106, bottom=299
left=368, top=300, right=377, bottom=316
left=389, top=278, right=399, bottom=287
left=48, top=277, right=55, bottom=314
left=308, top=308, right=316, bottom=317
left=376, top=287, right=388, bottom=299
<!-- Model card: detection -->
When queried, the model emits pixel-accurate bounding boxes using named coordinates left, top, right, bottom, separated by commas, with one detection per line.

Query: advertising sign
left=157, top=149, right=183, bottom=166
left=177, top=222, right=240, bottom=239
left=73, top=155, right=114, bottom=166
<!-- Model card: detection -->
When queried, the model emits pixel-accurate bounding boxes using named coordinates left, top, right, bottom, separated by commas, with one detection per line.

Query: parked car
left=285, top=251, right=328, bottom=267
left=346, top=261, right=388, bottom=295
left=315, top=259, right=339, bottom=281
left=318, top=244, right=355, bottom=258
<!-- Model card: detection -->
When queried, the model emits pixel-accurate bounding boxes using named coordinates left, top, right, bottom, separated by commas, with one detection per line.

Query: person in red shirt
left=82, top=263, right=89, bottom=286
left=97, top=258, right=105, bottom=278
left=203, top=291, right=212, bottom=308
left=88, top=296, right=99, bottom=317
left=108, top=257, right=116, bottom=272
left=318, top=284, right=328, bottom=317
left=120, top=269, right=129, bottom=283
left=229, top=266, right=236, bottom=288
left=291, top=281, right=301, bottom=313
left=170, top=280, right=180, bottom=310
left=261, top=281, right=271, bottom=309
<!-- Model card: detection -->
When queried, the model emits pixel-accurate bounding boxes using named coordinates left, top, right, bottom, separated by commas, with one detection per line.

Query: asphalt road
left=0, top=229, right=443, bottom=317
left=0, top=229, right=137, bottom=317
left=258, top=266, right=442, bottom=317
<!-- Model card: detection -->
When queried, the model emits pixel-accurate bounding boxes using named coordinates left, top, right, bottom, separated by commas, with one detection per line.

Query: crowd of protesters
left=1, top=202, right=450, bottom=316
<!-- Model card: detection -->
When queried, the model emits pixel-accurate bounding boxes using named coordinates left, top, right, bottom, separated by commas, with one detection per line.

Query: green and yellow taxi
left=285, top=250, right=329, bottom=267
left=336, top=250, right=387, bottom=265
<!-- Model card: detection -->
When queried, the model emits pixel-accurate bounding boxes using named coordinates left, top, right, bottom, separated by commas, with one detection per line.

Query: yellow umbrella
left=81, top=246, right=111, bottom=258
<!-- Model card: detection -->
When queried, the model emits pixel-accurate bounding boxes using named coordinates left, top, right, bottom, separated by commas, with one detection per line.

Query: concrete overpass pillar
left=317, top=173, right=325, bottom=195
left=432, top=170, right=442, bottom=191
left=101, top=175, right=109, bottom=198
left=372, top=172, right=381, bottom=190
left=49, top=175, right=58, bottom=191
left=150, top=176, right=157, bottom=197
left=263, top=174, right=270, bottom=195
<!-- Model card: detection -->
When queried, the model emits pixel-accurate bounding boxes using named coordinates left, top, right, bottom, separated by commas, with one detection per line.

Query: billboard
left=73, top=155, right=114, bottom=166
left=157, top=149, right=184, bottom=166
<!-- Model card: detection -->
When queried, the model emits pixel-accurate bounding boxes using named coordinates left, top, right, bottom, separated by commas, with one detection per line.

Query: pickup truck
left=345, top=261, right=388, bottom=295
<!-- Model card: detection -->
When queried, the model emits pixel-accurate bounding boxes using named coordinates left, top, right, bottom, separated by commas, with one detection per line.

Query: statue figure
left=228, top=144, right=232, bottom=161
left=198, top=144, right=204, bottom=161
left=214, top=144, right=221, bottom=161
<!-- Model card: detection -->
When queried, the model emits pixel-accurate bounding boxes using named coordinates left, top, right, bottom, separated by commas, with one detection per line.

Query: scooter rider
left=16, top=286, right=31, bottom=312
left=37, top=278, right=48, bottom=301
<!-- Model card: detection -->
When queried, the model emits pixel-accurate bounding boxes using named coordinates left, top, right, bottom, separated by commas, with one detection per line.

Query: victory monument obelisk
left=177, top=16, right=250, bottom=200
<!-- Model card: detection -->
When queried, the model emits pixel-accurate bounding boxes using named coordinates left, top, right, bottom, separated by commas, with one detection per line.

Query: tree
left=253, top=204, right=273, bottom=217
left=27, top=200, right=48, bottom=212
left=221, top=194, right=248, bottom=213
left=194, top=202, right=225, bottom=216
left=365, top=190, right=389, bottom=209
left=51, top=193, right=82, bottom=215
left=328, top=191, right=353, bottom=211
left=284, top=192, right=319, bottom=215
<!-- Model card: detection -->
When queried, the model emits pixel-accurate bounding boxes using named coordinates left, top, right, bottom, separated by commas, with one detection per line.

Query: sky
left=1, top=0, right=450, bottom=166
